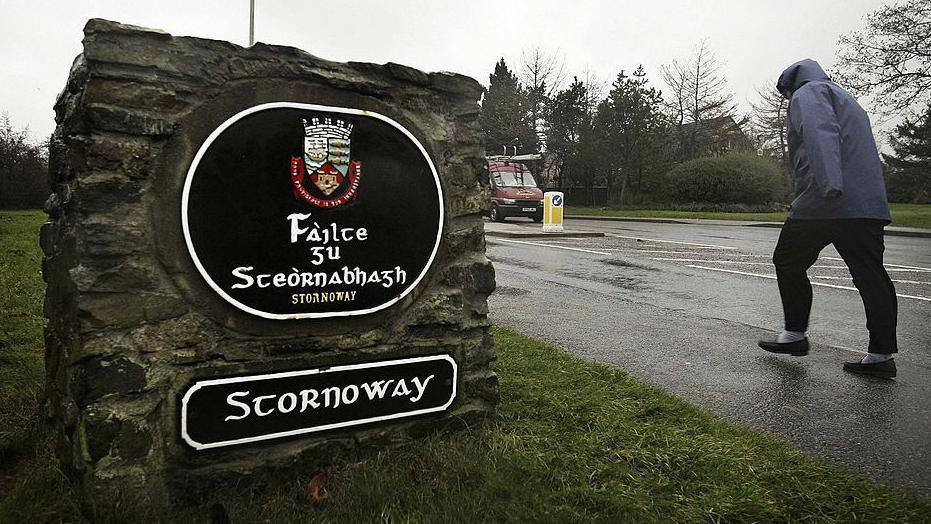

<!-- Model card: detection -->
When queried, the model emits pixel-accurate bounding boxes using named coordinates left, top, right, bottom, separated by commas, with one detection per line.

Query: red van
left=486, top=156, right=544, bottom=222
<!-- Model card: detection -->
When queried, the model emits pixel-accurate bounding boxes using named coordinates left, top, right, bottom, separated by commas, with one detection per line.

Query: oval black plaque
left=182, top=103, right=443, bottom=319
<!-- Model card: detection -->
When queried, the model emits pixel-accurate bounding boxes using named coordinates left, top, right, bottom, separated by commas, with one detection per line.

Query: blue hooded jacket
left=776, top=59, right=890, bottom=221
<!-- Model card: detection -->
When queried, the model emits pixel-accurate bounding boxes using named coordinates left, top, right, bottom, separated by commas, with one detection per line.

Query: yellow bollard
left=543, top=191, right=564, bottom=233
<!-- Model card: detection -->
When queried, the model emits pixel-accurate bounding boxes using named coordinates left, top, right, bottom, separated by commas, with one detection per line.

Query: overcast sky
left=1, top=0, right=887, bottom=143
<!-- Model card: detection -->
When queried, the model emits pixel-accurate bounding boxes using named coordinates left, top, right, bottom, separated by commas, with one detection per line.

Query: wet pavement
left=485, top=217, right=931, bottom=495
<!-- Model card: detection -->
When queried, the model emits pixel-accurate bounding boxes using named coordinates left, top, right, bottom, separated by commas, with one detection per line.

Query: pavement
left=485, top=216, right=931, bottom=495
left=483, top=223, right=603, bottom=239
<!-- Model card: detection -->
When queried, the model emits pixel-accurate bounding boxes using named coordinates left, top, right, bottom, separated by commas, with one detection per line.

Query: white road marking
left=823, top=344, right=869, bottom=355
left=491, top=238, right=612, bottom=256
left=652, top=258, right=848, bottom=269
left=812, top=275, right=931, bottom=285
left=535, top=239, right=588, bottom=245
left=636, top=250, right=758, bottom=256
left=686, top=264, right=931, bottom=302
left=605, top=234, right=736, bottom=250
left=652, top=258, right=931, bottom=273
left=821, top=256, right=931, bottom=272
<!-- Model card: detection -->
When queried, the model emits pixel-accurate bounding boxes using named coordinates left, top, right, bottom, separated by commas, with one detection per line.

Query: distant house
left=678, top=115, right=753, bottom=158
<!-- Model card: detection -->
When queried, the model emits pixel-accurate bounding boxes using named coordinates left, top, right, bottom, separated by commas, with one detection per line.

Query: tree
left=519, top=47, right=566, bottom=144
left=661, top=39, right=742, bottom=160
left=834, top=0, right=931, bottom=119
left=883, top=101, right=931, bottom=202
left=749, top=83, right=789, bottom=174
left=479, top=58, right=539, bottom=155
left=0, top=113, right=49, bottom=209
left=545, top=77, right=597, bottom=202
left=597, top=66, right=669, bottom=204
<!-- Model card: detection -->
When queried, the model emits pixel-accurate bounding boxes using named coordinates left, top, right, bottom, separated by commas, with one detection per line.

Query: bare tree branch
left=661, top=39, right=740, bottom=160
left=833, top=0, right=931, bottom=118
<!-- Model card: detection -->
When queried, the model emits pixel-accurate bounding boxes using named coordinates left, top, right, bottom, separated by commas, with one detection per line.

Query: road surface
left=486, top=217, right=931, bottom=494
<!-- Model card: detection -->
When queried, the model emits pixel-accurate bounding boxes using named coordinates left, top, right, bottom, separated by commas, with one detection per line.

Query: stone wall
left=42, top=19, right=496, bottom=510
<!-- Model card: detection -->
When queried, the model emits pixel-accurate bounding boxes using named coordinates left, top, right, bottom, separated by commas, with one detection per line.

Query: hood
left=496, top=186, right=543, bottom=199
left=776, top=59, right=830, bottom=96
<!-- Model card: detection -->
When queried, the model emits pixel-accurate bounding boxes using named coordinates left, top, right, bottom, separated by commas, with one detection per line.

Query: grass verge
left=1, top=210, right=929, bottom=522
left=0, top=211, right=46, bottom=465
left=565, top=203, right=931, bottom=229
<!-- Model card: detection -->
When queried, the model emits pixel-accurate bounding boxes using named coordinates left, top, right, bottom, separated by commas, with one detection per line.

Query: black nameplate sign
left=181, top=355, right=457, bottom=450
left=181, top=103, right=444, bottom=319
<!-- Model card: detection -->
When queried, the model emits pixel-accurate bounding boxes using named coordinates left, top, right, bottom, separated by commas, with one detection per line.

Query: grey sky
left=1, top=0, right=887, bottom=143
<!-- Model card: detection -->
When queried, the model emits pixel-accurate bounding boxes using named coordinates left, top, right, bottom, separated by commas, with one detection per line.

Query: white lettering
left=253, top=394, right=276, bottom=416
left=410, top=374, right=435, bottom=403
left=361, top=380, right=393, bottom=400
left=322, top=386, right=341, bottom=408
left=288, top=212, right=313, bottom=243
left=231, top=266, right=254, bottom=289
left=391, top=378, right=412, bottom=397
left=224, top=391, right=251, bottom=421
left=342, top=384, right=360, bottom=404
left=300, top=388, right=320, bottom=411
left=278, top=392, right=297, bottom=413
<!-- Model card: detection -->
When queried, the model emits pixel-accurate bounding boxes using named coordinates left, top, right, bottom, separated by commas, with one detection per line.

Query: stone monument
left=41, top=19, right=497, bottom=510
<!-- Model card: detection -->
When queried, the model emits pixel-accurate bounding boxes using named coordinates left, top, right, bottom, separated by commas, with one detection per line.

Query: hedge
left=663, top=153, right=786, bottom=205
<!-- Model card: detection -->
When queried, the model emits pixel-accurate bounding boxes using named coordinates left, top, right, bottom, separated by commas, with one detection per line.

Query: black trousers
left=773, top=219, right=898, bottom=354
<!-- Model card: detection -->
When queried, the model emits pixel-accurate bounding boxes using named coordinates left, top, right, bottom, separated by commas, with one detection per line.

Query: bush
left=885, top=168, right=929, bottom=204
left=662, top=153, right=786, bottom=205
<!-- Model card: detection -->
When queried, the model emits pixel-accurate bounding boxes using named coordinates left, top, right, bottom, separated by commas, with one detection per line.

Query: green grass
left=566, top=203, right=931, bottom=229
left=0, top=211, right=47, bottom=463
left=890, top=204, right=931, bottom=229
left=1, top=209, right=930, bottom=522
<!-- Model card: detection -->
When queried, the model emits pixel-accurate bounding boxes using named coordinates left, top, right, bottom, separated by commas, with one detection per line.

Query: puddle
left=601, top=258, right=656, bottom=271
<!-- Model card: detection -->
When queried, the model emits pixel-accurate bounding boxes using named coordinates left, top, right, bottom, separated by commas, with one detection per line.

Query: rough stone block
left=115, top=419, right=153, bottom=460
left=84, top=104, right=176, bottom=136
left=77, top=292, right=146, bottom=330
left=43, top=18, right=497, bottom=513
left=78, top=356, right=147, bottom=404
left=84, top=409, right=121, bottom=462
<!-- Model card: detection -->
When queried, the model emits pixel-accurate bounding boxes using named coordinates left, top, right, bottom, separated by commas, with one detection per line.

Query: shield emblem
left=328, top=138, right=351, bottom=176
left=292, top=116, right=362, bottom=208
left=304, top=136, right=328, bottom=172
left=310, top=163, right=344, bottom=196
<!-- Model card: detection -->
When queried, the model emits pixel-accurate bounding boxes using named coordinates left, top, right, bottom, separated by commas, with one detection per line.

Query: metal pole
left=249, top=0, right=255, bottom=46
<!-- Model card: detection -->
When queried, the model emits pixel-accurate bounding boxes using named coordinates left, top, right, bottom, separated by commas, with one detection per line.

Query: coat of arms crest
left=291, top=116, right=362, bottom=208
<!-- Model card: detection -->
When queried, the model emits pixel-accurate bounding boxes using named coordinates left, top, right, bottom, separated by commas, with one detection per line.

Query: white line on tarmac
left=822, top=344, right=869, bottom=355
left=571, top=247, right=729, bottom=253
left=686, top=264, right=931, bottom=302
left=812, top=275, right=931, bottom=285
left=636, top=250, right=758, bottom=256
left=534, top=239, right=586, bottom=244
left=491, top=238, right=612, bottom=256
left=821, top=256, right=931, bottom=272
left=605, top=234, right=737, bottom=250
left=652, top=258, right=848, bottom=269
left=654, top=258, right=931, bottom=273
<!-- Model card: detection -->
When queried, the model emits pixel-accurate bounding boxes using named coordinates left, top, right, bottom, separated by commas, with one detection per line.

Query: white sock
left=777, top=330, right=807, bottom=343
left=861, top=353, right=893, bottom=364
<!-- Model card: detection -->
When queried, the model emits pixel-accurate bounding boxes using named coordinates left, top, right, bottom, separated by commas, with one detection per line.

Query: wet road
left=486, top=218, right=931, bottom=495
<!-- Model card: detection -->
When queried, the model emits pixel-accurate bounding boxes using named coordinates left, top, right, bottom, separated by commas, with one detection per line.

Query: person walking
left=757, top=59, right=898, bottom=378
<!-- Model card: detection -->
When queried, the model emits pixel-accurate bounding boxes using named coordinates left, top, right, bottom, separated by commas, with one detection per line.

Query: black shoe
left=758, top=338, right=810, bottom=356
left=843, top=358, right=896, bottom=379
